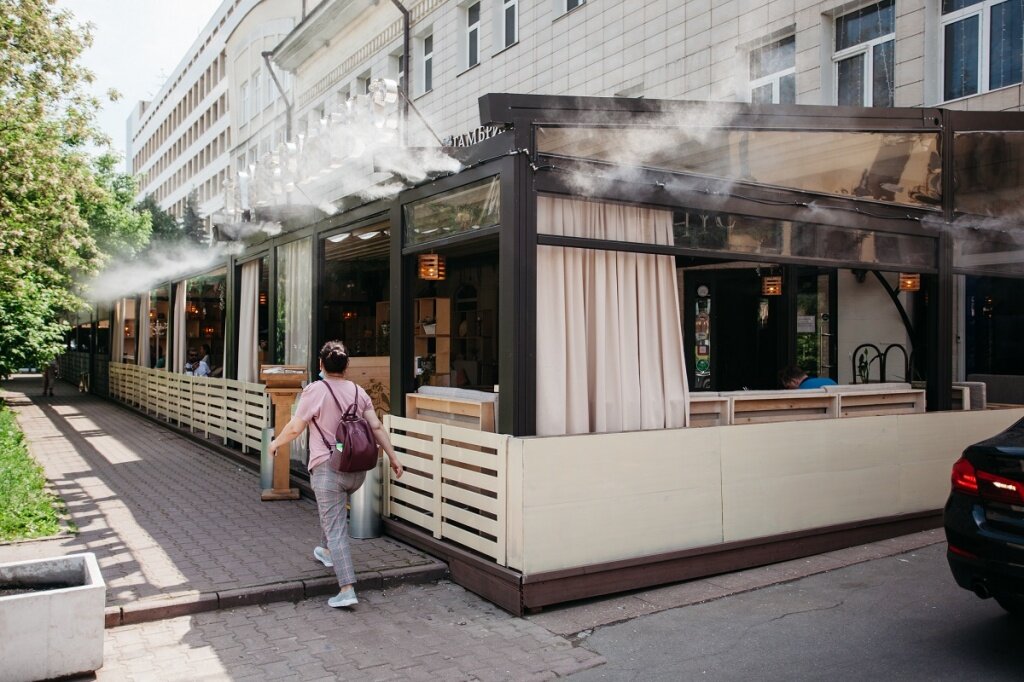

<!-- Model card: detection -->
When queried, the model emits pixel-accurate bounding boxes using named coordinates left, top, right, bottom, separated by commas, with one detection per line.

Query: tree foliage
left=0, top=0, right=149, bottom=375
left=136, top=194, right=182, bottom=245
left=181, top=189, right=207, bottom=244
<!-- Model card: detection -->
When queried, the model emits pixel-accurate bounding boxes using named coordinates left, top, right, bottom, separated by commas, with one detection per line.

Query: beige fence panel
left=385, top=415, right=443, bottom=539
left=107, top=363, right=269, bottom=455
left=439, top=425, right=509, bottom=565
left=384, top=416, right=510, bottom=566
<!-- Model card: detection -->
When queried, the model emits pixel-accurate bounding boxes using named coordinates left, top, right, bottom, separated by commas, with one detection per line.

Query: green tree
left=81, top=153, right=152, bottom=259
left=0, top=1, right=148, bottom=375
left=181, top=189, right=206, bottom=244
left=136, top=194, right=182, bottom=245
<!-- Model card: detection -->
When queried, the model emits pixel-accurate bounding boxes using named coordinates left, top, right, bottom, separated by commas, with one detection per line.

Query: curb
left=105, top=559, right=449, bottom=628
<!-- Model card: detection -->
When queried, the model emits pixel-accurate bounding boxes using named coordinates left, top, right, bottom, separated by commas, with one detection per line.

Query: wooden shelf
left=414, top=297, right=450, bottom=385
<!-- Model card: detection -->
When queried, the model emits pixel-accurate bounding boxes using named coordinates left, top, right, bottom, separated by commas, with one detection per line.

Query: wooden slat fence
left=108, top=362, right=270, bottom=454
left=385, top=415, right=510, bottom=566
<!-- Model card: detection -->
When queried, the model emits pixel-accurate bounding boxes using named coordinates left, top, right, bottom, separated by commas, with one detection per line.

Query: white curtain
left=173, top=281, right=187, bottom=373
left=138, top=292, right=151, bottom=368
left=278, top=239, right=311, bottom=366
left=112, top=299, right=125, bottom=364
left=237, top=260, right=260, bottom=382
left=536, top=196, right=689, bottom=436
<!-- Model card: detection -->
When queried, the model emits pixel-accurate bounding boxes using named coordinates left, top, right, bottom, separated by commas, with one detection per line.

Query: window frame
left=240, top=80, right=250, bottom=122
left=503, top=0, right=519, bottom=49
left=832, top=2, right=896, bottom=107
left=466, top=2, right=481, bottom=69
left=748, top=35, right=797, bottom=104
left=423, top=33, right=434, bottom=93
left=565, top=0, right=585, bottom=12
left=940, top=0, right=1024, bottom=102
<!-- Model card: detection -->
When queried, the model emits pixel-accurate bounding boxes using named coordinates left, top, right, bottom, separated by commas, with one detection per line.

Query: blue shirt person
left=778, top=365, right=837, bottom=390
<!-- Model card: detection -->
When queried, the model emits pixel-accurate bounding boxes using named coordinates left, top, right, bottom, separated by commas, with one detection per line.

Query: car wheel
left=993, top=593, right=1024, bottom=619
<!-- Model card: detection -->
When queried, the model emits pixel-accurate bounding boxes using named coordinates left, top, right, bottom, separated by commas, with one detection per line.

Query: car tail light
left=951, top=457, right=978, bottom=495
left=948, top=543, right=978, bottom=560
left=952, top=456, right=1024, bottom=505
left=977, top=470, right=1024, bottom=505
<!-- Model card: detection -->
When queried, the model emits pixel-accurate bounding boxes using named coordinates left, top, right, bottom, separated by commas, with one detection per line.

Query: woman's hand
left=388, top=454, right=403, bottom=479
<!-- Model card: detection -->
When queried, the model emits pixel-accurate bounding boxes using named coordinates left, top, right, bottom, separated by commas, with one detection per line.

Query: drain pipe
left=262, top=51, right=293, bottom=142
left=390, top=0, right=411, bottom=145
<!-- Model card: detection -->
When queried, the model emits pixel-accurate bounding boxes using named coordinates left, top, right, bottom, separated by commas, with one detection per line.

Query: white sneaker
left=313, top=546, right=333, bottom=567
left=328, top=588, right=358, bottom=608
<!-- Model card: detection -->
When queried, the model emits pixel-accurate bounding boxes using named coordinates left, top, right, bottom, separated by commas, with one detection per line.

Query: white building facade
left=272, top=0, right=1023, bottom=150
left=126, top=0, right=307, bottom=221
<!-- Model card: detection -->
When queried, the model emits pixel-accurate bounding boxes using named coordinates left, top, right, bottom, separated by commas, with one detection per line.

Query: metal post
left=389, top=0, right=411, bottom=146
left=262, top=51, right=293, bottom=142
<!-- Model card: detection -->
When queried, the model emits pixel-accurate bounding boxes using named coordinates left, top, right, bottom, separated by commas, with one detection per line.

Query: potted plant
left=420, top=315, right=437, bottom=336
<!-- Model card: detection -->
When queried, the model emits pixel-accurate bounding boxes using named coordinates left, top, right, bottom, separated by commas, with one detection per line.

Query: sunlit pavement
left=0, top=375, right=443, bottom=624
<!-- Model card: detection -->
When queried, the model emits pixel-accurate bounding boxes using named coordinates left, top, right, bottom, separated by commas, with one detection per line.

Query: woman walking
left=269, top=340, right=403, bottom=607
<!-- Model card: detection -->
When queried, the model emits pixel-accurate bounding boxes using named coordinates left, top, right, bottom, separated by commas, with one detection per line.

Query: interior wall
left=836, top=270, right=913, bottom=384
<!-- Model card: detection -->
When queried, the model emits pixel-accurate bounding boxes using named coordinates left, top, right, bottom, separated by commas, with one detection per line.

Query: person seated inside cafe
left=779, top=364, right=837, bottom=390
left=184, top=349, right=210, bottom=376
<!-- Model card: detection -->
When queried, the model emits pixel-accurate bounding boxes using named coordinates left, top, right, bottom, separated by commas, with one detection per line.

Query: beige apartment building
left=127, top=0, right=304, bottom=221
left=132, top=0, right=1023, bottom=219
left=273, top=0, right=1023, bottom=149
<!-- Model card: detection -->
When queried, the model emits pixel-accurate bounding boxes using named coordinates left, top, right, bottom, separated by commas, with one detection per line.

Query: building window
left=394, top=52, right=405, bottom=90
left=467, top=2, right=480, bottom=68
left=252, top=70, right=261, bottom=113
left=423, top=34, right=434, bottom=92
left=833, top=0, right=895, bottom=107
left=566, top=0, right=585, bottom=11
left=503, top=0, right=519, bottom=48
left=749, top=35, right=796, bottom=104
left=240, top=80, right=249, bottom=121
left=942, top=0, right=1023, bottom=101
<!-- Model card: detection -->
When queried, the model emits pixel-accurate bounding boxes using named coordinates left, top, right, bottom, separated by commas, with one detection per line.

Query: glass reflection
left=536, top=126, right=942, bottom=208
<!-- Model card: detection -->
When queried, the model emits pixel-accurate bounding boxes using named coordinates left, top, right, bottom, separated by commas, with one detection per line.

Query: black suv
left=944, top=418, right=1024, bottom=617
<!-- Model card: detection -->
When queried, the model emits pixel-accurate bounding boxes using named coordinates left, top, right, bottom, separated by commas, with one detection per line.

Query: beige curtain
left=237, top=260, right=260, bottom=382
left=138, top=292, right=151, bottom=368
left=536, top=196, right=688, bottom=436
left=278, top=238, right=311, bottom=366
left=173, top=281, right=187, bottom=373
left=112, top=299, right=125, bottom=364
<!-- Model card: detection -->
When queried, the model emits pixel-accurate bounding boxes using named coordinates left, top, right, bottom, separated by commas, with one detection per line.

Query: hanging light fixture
left=761, top=274, right=783, bottom=296
left=898, top=273, right=921, bottom=292
left=418, top=253, right=446, bottom=280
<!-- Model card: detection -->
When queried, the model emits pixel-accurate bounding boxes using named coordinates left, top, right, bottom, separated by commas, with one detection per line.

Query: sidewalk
left=0, top=375, right=445, bottom=626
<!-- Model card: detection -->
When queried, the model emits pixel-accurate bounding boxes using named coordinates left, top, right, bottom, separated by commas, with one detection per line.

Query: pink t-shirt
left=295, top=379, right=374, bottom=472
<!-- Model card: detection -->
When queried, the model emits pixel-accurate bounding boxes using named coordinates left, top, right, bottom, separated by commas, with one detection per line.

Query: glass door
left=795, top=268, right=837, bottom=381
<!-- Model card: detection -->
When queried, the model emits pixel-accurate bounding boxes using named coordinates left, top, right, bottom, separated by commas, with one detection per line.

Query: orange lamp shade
left=898, top=273, right=920, bottom=292
left=418, top=254, right=446, bottom=280
left=761, top=275, right=783, bottom=296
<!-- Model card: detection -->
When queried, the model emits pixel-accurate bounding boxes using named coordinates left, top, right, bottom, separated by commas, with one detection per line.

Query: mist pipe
left=262, top=51, right=293, bottom=142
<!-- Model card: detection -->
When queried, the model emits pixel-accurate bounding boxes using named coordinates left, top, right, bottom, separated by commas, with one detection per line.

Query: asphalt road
left=570, top=543, right=1022, bottom=681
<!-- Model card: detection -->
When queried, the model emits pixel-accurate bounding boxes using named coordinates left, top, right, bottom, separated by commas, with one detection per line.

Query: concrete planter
left=0, top=553, right=105, bottom=682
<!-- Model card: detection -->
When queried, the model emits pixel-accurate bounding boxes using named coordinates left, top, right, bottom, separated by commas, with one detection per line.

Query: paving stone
left=0, top=376, right=441, bottom=622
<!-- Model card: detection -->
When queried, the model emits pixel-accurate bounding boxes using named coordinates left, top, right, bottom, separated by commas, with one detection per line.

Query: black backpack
left=311, top=381, right=379, bottom=472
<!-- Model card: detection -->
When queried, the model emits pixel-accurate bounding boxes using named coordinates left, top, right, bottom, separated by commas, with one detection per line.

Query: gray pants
left=311, top=464, right=366, bottom=587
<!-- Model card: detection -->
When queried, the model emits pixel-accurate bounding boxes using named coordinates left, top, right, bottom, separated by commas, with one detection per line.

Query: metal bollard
left=259, top=428, right=275, bottom=491
left=349, top=459, right=382, bottom=539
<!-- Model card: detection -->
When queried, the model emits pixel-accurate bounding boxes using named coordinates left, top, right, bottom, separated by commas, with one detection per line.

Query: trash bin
left=259, top=427, right=275, bottom=491
left=349, top=459, right=382, bottom=539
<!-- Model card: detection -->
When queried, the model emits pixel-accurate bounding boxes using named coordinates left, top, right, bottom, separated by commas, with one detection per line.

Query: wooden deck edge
left=520, top=510, right=942, bottom=610
left=385, top=511, right=941, bottom=616
left=383, top=518, right=524, bottom=615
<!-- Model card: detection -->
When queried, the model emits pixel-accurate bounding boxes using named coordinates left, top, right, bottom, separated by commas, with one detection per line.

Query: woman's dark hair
left=201, top=343, right=212, bottom=357
left=319, top=340, right=349, bottom=374
left=778, top=364, right=807, bottom=388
